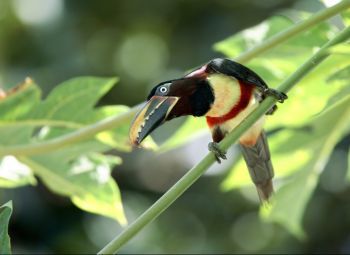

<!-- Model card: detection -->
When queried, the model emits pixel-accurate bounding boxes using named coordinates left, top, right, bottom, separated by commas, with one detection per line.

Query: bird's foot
left=263, top=88, right=288, bottom=103
left=208, top=142, right=227, bottom=164
left=266, top=104, right=277, bottom=115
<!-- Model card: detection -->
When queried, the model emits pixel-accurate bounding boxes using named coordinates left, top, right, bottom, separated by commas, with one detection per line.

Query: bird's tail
left=239, top=131, right=274, bottom=202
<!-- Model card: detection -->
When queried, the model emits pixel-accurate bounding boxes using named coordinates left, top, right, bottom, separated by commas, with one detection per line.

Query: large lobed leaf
left=0, top=200, right=12, bottom=254
left=261, top=92, right=350, bottom=237
left=0, top=77, right=132, bottom=225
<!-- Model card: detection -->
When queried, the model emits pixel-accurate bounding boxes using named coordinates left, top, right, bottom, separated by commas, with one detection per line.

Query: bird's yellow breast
left=205, top=74, right=241, bottom=117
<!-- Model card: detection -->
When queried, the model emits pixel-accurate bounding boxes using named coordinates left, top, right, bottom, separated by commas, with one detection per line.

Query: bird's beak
left=129, top=96, right=179, bottom=146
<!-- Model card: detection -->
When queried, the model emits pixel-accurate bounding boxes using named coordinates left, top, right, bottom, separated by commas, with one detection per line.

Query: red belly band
left=206, top=81, right=254, bottom=128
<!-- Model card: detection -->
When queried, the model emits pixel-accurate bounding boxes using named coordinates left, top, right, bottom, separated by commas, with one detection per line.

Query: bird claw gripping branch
left=208, top=142, right=227, bottom=164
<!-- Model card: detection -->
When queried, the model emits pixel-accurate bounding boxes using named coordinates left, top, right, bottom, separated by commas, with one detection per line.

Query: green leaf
left=0, top=79, right=41, bottom=145
left=94, top=105, right=133, bottom=152
left=32, top=77, right=117, bottom=122
left=221, top=136, right=312, bottom=190
left=261, top=94, right=350, bottom=238
left=327, top=64, right=350, bottom=83
left=328, top=43, right=350, bottom=55
left=0, top=79, right=40, bottom=188
left=214, top=15, right=333, bottom=59
left=0, top=201, right=12, bottom=254
left=96, top=105, right=157, bottom=152
left=260, top=168, right=313, bottom=238
left=19, top=150, right=127, bottom=225
left=22, top=77, right=128, bottom=225
left=341, top=8, right=350, bottom=26
left=0, top=77, right=129, bottom=225
left=29, top=76, right=155, bottom=152
left=31, top=76, right=118, bottom=140
left=0, top=78, right=41, bottom=120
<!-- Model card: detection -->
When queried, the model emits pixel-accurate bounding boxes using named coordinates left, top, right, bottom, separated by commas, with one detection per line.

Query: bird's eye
left=159, top=86, right=168, bottom=93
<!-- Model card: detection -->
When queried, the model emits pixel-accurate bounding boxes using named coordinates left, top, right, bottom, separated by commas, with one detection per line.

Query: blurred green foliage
left=1, top=0, right=350, bottom=254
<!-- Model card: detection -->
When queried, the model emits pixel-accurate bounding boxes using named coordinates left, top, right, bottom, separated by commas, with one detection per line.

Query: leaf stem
left=97, top=26, right=350, bottom=255
left=1, top=1, right=348, bottom=157
left=0, top=120, right=83, bottom=129
left=0, top=104, right=142, bottom=157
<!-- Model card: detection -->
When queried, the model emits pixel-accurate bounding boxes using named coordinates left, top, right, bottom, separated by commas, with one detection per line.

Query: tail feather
left=239, top=131, right=274, bottom=202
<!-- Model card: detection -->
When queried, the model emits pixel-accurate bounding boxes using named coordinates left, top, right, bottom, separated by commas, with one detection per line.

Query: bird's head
left=129, top=65, right=216, bottom=146
left=129, top=58, right=263, bottom=146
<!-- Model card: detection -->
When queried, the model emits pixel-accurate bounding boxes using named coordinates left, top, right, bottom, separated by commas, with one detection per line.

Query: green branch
left=97, top=25, right=350, bottom=255
left=1, top=1, right=348, bottom=157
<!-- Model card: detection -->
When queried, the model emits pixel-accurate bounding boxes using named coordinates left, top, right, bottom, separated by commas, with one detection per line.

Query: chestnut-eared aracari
left=129, top=58, right=287, bottom=202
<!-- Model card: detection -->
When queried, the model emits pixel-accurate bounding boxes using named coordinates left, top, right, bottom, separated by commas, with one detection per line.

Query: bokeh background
left=1, top=0, right=350, bottom=253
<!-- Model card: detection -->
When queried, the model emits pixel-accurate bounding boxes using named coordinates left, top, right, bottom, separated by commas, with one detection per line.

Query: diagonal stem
left=1, top=1, right=349, bottom=157
left=97, top=22, right=350, bottom=255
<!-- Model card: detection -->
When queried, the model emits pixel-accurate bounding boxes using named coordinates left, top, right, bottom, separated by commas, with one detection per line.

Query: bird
left=129, top=58, right=287, bottom=202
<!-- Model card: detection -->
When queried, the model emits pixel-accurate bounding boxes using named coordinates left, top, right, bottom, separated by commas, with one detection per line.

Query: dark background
left=1, top=0, right=350, bottom=253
